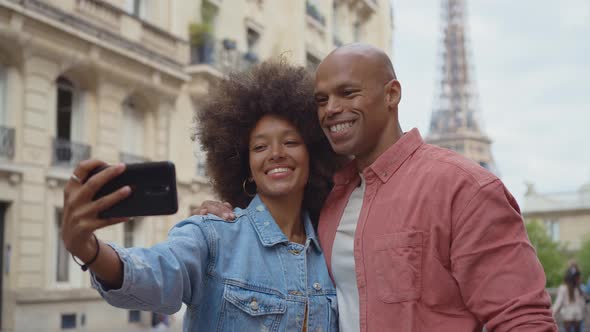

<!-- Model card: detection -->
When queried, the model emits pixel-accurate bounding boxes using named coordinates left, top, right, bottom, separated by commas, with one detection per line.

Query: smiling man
left=313, top=44, right=557, bottom=331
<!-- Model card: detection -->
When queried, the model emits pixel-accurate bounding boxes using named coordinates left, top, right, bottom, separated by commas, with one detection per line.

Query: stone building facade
left=0, top=0, right=393, bottom=330
left=523, top=182, right=590, bottom=251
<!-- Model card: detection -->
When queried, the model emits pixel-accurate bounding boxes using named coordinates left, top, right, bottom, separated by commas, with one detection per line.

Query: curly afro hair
left=194, top=59, right=345, bottom=225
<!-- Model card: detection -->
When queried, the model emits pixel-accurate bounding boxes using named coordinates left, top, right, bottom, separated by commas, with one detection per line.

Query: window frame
left=121, top=97, right=146, bottom=156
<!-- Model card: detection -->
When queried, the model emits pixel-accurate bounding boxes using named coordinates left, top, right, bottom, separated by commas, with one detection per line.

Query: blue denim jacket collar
left=240, top=195, right=321, bottom=251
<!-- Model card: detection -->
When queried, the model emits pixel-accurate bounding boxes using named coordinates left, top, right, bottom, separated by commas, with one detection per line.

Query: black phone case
left=90, top=161, right=179, bottom=218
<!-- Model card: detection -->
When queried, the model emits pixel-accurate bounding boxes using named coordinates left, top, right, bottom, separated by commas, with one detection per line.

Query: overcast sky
left=391, top=0, right=590, bottom=203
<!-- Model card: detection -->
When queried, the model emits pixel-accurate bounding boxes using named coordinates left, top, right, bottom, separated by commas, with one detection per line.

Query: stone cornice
left=2, top=0, right=189, bottom=82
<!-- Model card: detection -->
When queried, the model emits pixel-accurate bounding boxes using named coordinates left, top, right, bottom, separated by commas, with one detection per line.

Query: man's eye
left=344, top=90, right=356, bottom=96
left=285, top=141, right=300, bottom=146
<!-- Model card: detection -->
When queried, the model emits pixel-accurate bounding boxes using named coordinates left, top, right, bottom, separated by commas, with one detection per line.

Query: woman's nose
left=269, top=144, right=285, bottom=160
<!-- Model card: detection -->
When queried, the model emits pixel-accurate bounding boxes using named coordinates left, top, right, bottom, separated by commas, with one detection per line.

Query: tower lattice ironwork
left=426, top=0, right=496, bottom=173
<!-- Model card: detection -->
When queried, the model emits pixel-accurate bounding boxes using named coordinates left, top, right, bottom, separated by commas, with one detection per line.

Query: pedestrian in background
left=553, top=266, right=586, bottom=332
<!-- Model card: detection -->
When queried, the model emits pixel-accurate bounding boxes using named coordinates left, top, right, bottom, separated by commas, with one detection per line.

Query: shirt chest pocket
left=220, top=282, right=286, bottom=331
left=370, top=231, right=423, bottom=303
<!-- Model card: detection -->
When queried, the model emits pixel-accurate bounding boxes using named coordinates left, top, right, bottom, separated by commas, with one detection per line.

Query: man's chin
left=331, top=142, right=357, bottom=157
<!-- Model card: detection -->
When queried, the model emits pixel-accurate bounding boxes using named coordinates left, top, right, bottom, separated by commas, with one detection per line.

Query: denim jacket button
left=313, top=282, right=321, bottom=291
left=250, top=298, right=259, bottom=311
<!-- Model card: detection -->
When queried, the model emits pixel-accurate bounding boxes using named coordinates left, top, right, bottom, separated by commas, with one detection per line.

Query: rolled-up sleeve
left=450, top=180, right=557, bottom=331
left=91, top=218, right=211, bottom=314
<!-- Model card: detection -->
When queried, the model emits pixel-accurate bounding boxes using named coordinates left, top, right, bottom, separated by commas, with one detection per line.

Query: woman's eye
left=315, top=98, right=327, bottom=105
left=285, top=141, right=300, bottom=146
left=252, top=145, right=266, bottom=151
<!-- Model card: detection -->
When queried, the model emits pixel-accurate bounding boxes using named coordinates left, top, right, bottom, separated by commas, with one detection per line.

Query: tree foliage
left=575, top=237, right=590, bottom=286
left=525, top=220, right=567, bottom=288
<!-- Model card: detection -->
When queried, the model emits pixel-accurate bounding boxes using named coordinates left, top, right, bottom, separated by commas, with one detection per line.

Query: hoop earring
left=242, top=178, right=256, bottom=197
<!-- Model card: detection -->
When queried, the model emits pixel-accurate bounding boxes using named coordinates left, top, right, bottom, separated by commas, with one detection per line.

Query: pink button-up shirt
left=318, top=128, right=556, bottom=331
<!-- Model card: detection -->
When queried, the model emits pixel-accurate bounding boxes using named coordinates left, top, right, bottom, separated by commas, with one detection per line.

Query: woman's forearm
left=76, top=238, right=124, bottom=289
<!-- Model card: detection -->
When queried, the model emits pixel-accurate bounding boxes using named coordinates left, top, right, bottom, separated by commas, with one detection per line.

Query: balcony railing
left=306, top=2, right=326, bottom=26
left=189, top=39, right=259, bottom=74
left=120, top=152, right=150, bottom=164
left=0, top=125, right=15, bottom=160
left=52, top=138, right=91, bottom=167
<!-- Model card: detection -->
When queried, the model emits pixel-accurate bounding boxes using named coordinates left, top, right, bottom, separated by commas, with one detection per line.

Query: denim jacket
left=92, top=195, right=339, bottom=331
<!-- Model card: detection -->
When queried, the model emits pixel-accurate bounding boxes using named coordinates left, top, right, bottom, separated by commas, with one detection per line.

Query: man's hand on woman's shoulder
left=192, top=200, right=235, bottom=221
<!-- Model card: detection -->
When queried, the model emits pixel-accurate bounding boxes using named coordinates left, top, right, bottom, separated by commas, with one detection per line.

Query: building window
left=353, top=21, right=361, bottom=41
left=121, top=97, right=145, bottom=158
left=56, top=76, right=85, bottom=143
left=123, top=219, right=136, bottom=248
left=129, top=310, right=141, bottom=323
left=332, top=2, right=343, bottom=47
left=244, top=27, right=260, bottom=64
left=56, top=209, right=69, bottom=283
left=56, top=77, right=74, bottom=142
left=246, top=28, right=260, bottom=53
left=0, top=64, right=6, bottom=125
left=306, top=52, right=320, bottom=72
left=544, top=219, right=560, bottom=242
left=194, top=141, right=207, bottom=177
left=61, top=313, right=76, bottom=329
left=54, top=76, right=88, bottom=165
left=126, top=0, right=147, bottom=19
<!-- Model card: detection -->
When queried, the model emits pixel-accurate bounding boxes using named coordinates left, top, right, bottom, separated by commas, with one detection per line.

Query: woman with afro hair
left=61, top=59, right=344, bottom=331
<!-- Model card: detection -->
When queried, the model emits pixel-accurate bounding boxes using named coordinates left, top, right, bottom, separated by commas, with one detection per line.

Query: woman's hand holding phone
left=62, top=160, right=132, bottom=258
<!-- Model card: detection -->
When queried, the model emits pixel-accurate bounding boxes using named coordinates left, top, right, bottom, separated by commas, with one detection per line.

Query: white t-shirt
left=331, top=177, right=364, bottom=332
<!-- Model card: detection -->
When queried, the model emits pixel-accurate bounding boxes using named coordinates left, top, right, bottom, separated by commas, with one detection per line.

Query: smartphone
left=89, top=161, right=179, bottom=218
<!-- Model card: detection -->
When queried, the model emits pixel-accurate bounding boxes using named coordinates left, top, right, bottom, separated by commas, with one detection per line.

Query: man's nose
left=325, top=98, right=342, bottom=116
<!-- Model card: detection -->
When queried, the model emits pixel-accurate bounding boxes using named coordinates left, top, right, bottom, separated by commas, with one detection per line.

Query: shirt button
left=382, top=172, right=388, bottom=177
left=256, top=205, right=265, bottom=212
left=289, top=249, right=301, bottom=255
left=313, top=282, right=322, bottom=291
left=250, top=298, right=259, bottom=311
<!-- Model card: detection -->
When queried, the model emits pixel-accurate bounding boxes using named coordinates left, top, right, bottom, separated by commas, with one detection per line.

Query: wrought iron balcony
left=120, top=152, right=150, bottom=164
left=0, top=125, right=15, bottom=160
left=189, top=38, right=259, bottom=74
left=52, top=138, right=91, bottom=167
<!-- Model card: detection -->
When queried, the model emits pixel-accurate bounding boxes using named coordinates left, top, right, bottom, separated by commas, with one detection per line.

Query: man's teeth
left=329, top=121, right=354, bottom=133
left=268, top=167, right=290, bottom=175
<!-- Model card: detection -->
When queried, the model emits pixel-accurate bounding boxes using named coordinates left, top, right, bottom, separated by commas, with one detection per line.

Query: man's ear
left=386, top=79, right=402, bottom=108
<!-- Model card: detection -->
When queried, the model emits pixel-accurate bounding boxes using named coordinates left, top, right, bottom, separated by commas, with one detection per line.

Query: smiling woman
left=248, top=115, right=310, bottom=205
left=196, top=59, right=344, bottom=224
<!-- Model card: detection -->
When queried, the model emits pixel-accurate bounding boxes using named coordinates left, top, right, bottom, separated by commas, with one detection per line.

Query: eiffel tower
left=426, top=0, right=497, bottom=173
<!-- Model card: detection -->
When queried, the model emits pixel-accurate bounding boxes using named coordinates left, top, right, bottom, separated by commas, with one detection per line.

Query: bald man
left=313, top=44, right=556, bottom=331
left=197, top=44, right=557, bottom=331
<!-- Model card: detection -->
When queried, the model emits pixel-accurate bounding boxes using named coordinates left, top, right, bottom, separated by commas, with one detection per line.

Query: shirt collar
left=333, top=128, right=424, bottom=185
left=367, top=128, right=424, bottom=183
left=244, top=195, right=322, bottom=251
